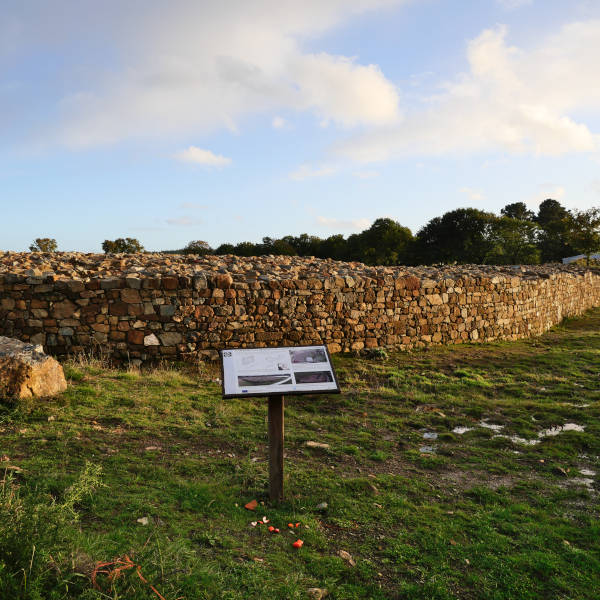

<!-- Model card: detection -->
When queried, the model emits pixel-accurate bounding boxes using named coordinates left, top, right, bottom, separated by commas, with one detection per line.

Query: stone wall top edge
left=0, top=252, right=598, bottom=285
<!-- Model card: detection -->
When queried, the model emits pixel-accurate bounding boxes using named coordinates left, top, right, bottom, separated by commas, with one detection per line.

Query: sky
left=2, top=0, right=600, bottom=252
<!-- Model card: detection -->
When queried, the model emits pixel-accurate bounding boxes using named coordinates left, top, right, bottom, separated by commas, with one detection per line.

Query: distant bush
left=29, top=238, right=57, bottom=252
left=182, top=240, right=212, bottom=255
left=102, top=238, right=145, bottom=253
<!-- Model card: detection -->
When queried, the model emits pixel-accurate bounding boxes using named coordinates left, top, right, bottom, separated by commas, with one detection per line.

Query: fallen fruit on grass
left=292, top=539, right=304, bottom=548
left=244, top=499, right=258, bottom=511
left=274, top=528, right=280, bottom=533
left=295, top=522, right=300, bottom=527
left=268, top=526, right=275, bottom=532
left=288, top=523, right=294, bottom=528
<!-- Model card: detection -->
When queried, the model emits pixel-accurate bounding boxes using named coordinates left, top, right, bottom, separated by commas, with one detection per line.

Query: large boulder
left=0, top=336, right=67, bottom=400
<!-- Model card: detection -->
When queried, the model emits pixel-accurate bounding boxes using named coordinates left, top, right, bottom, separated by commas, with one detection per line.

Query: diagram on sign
left=221, top=345, right=340, bottom=398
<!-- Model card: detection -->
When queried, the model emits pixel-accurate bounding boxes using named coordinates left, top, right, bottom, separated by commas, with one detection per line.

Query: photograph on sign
left=220, top=345, right=340, bottom=398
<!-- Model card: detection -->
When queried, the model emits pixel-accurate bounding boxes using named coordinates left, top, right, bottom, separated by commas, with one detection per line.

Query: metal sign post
left=220, top=345, right=340, bottom=503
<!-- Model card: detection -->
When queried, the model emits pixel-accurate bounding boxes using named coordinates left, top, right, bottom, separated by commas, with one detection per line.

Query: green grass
left=1, top=309, right=599, bottom=599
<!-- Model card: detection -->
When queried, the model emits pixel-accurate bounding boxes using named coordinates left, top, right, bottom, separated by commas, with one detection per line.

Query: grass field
left=1, top=309, right=599, bottom=599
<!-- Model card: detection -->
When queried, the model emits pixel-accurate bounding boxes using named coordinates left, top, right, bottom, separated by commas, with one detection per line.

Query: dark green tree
left=312, top=234, right=348, bottom=261
left=280, top=234, right=323, bottom=257
left=29, top=238, right=58, bottom=252
left=215, top=243, right=236, bottom=255
left=414, top=208, right=496, bottom=264
left=500, top=202, right=535, bottom=221
left=488, top=217, right=540, bottom=264
left=535, top=199, right=574, bottom=262
left=102, top=238, right=145, bottom=253
left=568, top=208, right=600, bottom=264
left=182, top=240, right=212, bottom=255
left=346, top=218, right=413, bottom=265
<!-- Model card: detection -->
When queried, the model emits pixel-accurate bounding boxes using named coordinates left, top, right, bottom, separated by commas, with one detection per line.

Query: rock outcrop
left=1, top=252, right=599, bottom=364
left=0, top=336, right=67, bottom=400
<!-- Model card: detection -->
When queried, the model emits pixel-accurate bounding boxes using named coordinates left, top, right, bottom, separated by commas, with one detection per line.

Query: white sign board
left=220, top=345, right=340, bottom=398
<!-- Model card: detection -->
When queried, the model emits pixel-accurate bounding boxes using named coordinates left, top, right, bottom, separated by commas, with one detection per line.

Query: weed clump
left=0, top=462, right=104, bottom=598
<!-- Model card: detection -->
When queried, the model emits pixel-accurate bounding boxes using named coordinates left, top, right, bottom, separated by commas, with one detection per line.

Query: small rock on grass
left=316, top=502, right=328, bottom=511
left=136, top=516, right=149, bottom=526
left=338, top=550, right=356, bottom=566
left=307, top=588, right=328, bottom=599
left=305, top=441, right=330, bottom=450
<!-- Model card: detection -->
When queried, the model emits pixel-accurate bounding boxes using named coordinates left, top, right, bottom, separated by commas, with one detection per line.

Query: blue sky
left=2, top=0, right=600, bottom=252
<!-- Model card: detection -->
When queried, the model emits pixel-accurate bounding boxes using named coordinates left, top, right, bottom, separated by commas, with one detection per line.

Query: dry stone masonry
left=1, top=252, right=599, bottom=365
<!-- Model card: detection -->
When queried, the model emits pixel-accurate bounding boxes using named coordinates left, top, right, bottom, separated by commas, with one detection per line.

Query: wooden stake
left=268, top=395, right=284, bottom=503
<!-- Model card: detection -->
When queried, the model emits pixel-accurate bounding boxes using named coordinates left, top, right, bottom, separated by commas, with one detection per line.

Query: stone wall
left=1, top=253, right=599, bottom=364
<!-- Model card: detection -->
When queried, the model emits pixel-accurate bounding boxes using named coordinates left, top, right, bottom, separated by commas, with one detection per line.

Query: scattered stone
left=537, top=423, right=585, bottom=438
left=136, top=516, right=149, bottom=526
left=423, top=432, right=438, bottom=440
left=419, top=445, right=436, bottom=454
left=316, top=502, right=328, bottom=511
left=338, top=550, right=356, bottom=567
left=305, top=441, right=330, bottom=450
left=307, top=588, right=328, bottom=599
left=479, top=421, right=504, bottom=431
left=0, top=336, right=67, bottom=400
left=244, top=499, right=258, bottom=511
left=452, top=426, right=473, bottom=435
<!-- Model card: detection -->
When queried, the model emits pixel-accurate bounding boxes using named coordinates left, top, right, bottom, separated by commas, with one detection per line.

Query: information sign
left=220, top=345, right=340, bottom=399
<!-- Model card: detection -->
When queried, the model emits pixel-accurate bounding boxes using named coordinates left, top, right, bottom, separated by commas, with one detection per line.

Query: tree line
left=180, top=200, right=600, bottom=265
left=29, top=199, right=600, bottom=266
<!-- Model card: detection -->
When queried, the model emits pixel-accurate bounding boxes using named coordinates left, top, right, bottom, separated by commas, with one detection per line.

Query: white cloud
left=337, top=21, right=600, bottom=162
left=174, top=146, right=231, bottom=167
left=289, top=164, right=337, bottom=180
left=6, top=1, right=405, bottom=148
left=524, top=183, right=565, bottom=206
left=272, top=116, right=288, bottom=129
left=316, top=216, right=371, bottom=230
left=460, top=187, right=485, bottom=201
left=291, top=53, right=400, bottom=127
left=496, top=0, right=533, bottom=9
left=166, top=216, right=202, bottom=226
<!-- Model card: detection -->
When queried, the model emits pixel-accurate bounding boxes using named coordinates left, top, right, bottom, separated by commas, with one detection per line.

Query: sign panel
left=220, top=345, right=340, bottom=398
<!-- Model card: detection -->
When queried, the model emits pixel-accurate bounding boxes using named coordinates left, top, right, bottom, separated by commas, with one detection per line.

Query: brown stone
left=195, top=305, right=214, bottom=318
left=127, top=330, right=145, bottom=345
left=0, top=336, right=67, bottom=400
left=52, top=300, right=76, bottom=319
left=215, top=273, right=233, bottom=289
left=121, top=289, right=141, bottom=303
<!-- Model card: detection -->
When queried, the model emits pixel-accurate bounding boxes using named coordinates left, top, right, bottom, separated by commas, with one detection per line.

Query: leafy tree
left=568, top=208, right=600, bottom=264
left=233, top=241, right=260, bottom=257
left=280, top=234, right=323, bottom=257
left=535, top=199, right=574, bottom=262
left=102, top=238, right=145, bottom=253
left=316, top=234, right=348, bottom=261
left=215, top=243, right=236, bottom=255
left=182, top=240, right=212, bottom=255
left=501, top=202, right=535, bottom=221
left=29, top=238, right=58, bottom=252
left=414, top=208, right=496, bottom=264
left=488, top=217, right=540, bottom=264
left=346, top=218, right=413, bottom=265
